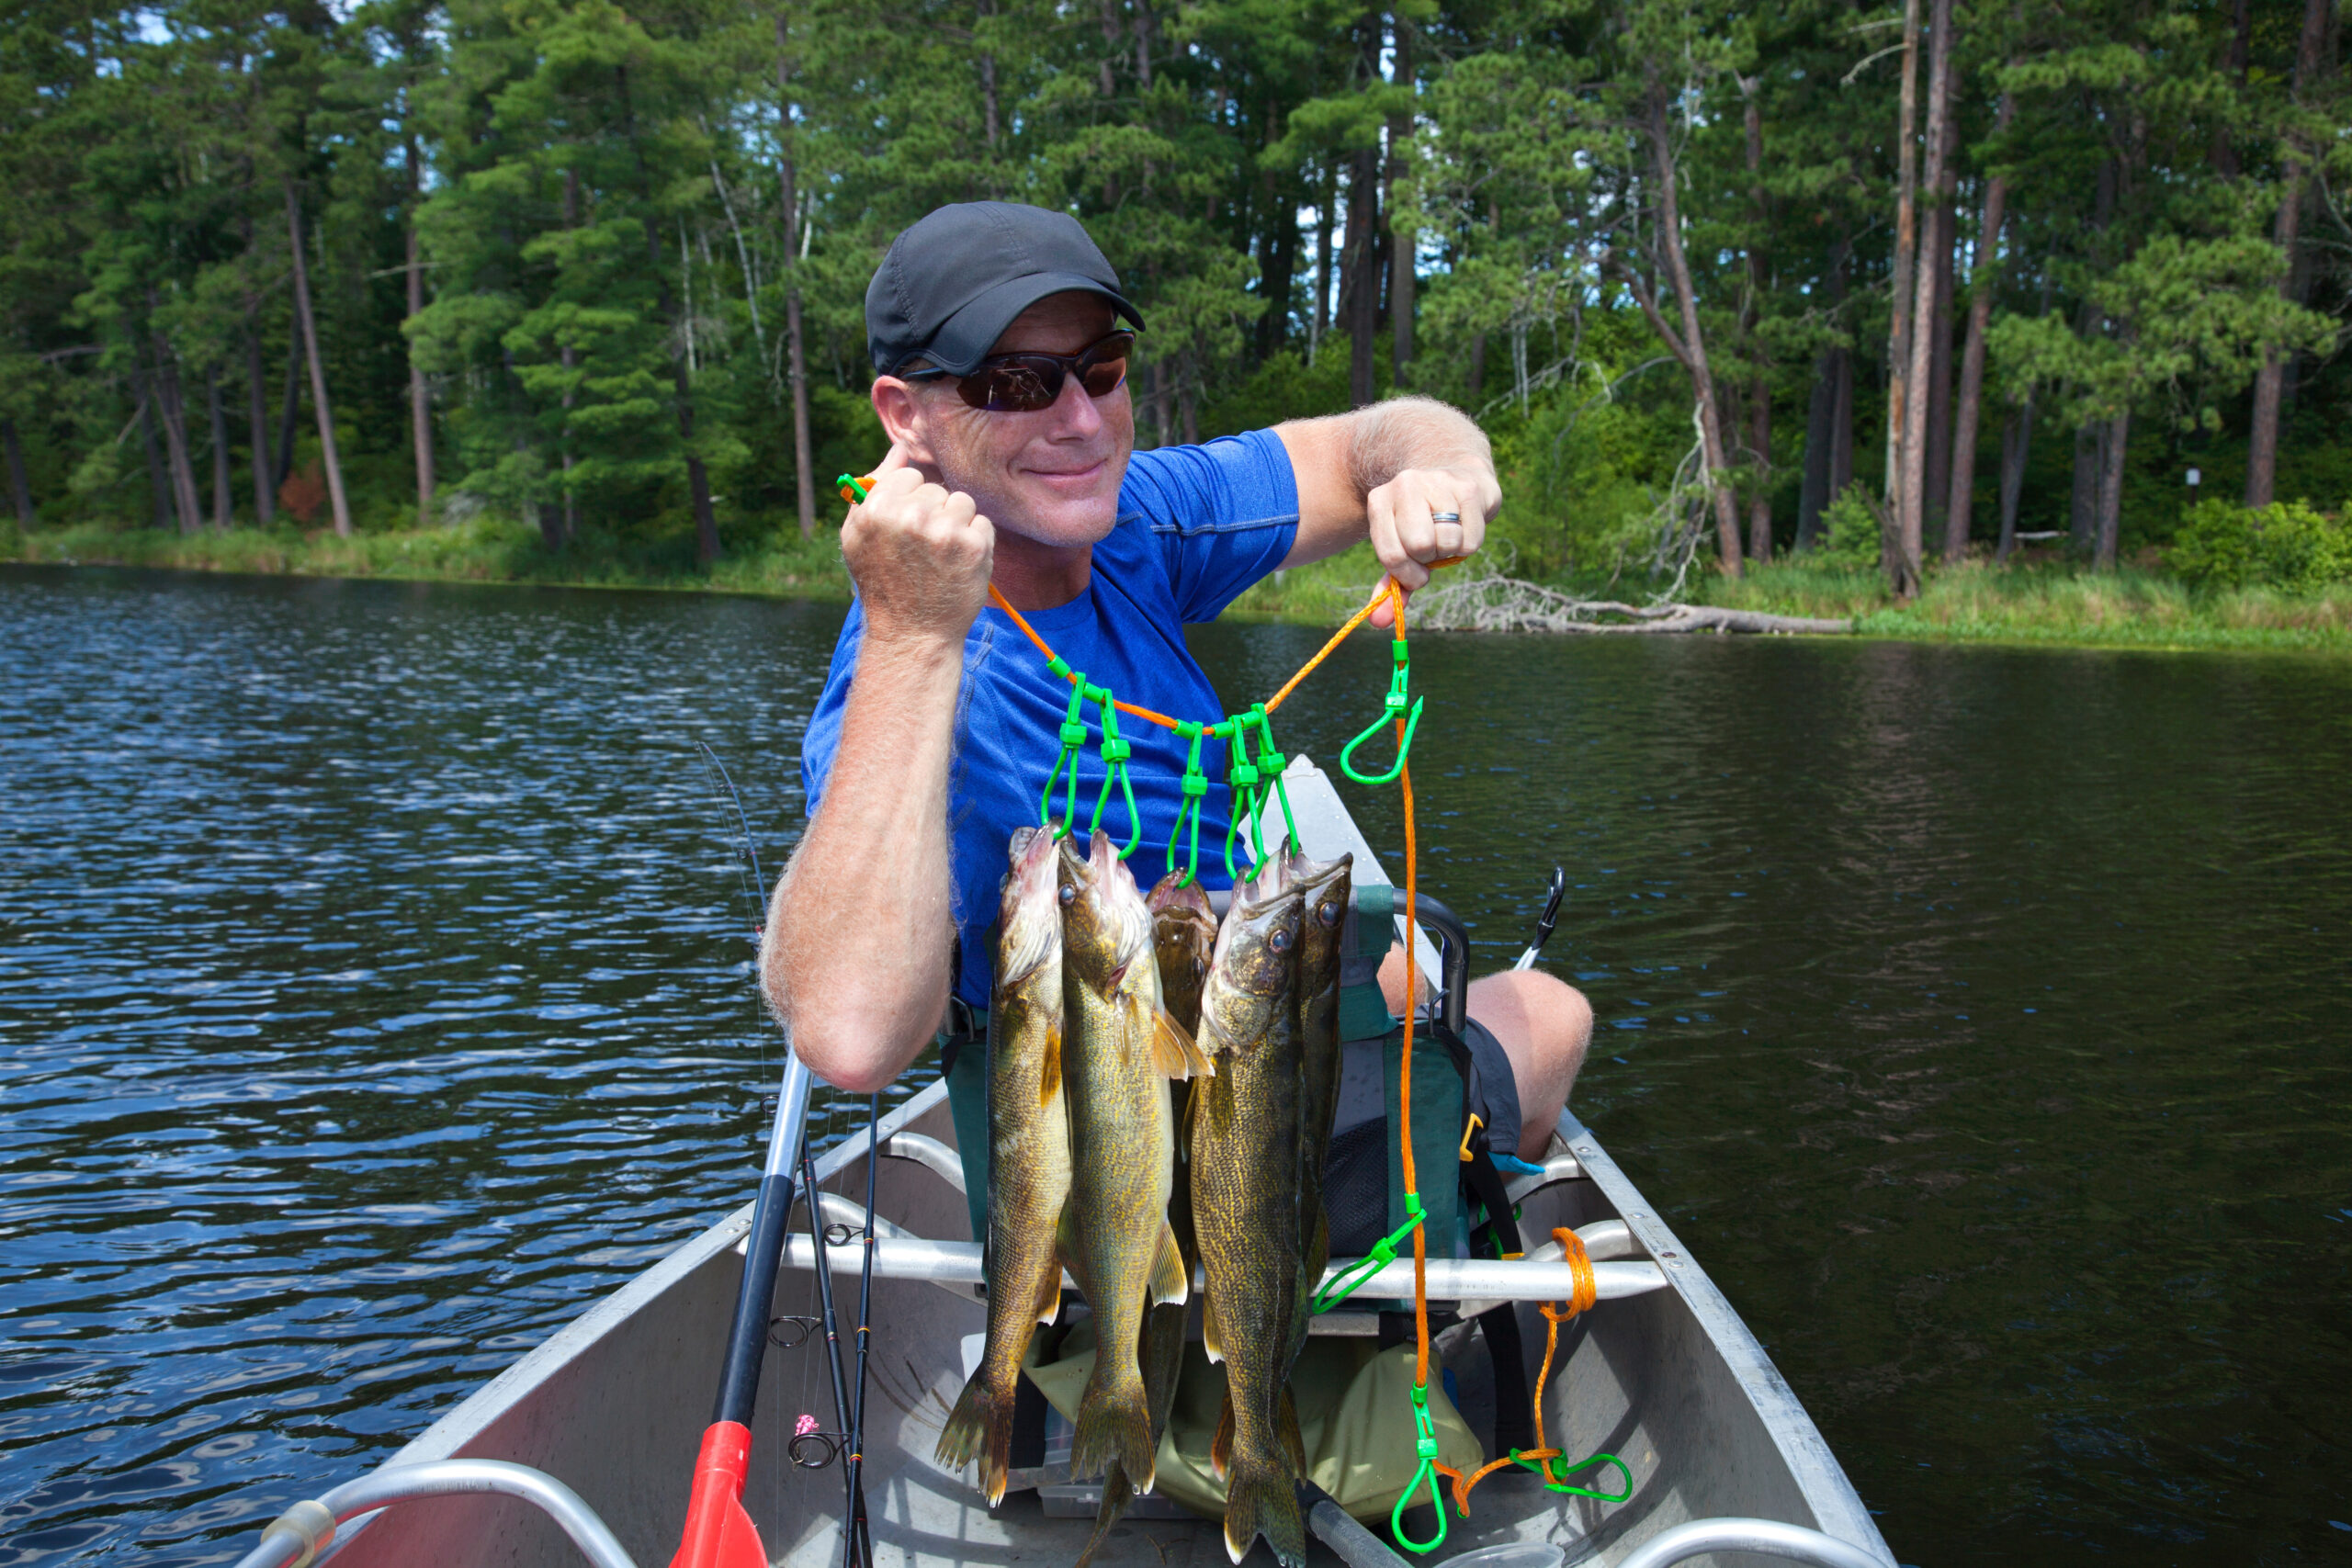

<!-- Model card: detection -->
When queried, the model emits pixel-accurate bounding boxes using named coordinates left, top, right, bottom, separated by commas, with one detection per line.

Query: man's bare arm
left=761, top=448, right=992, bottom=1093
left=1274, top=396, right=1500, bottom=592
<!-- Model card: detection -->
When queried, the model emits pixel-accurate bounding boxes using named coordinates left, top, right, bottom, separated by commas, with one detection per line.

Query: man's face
left=901, top=293, right=1135, bottom=549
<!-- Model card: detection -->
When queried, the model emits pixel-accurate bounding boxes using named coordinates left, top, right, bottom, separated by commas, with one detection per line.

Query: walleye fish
left=934, top=826, right=1072, bottom=1504
left=1190, top=855, right=1310, bottom=1568
left=1148, top=873, right=1218, bottom=1038
left=1286, top=850, right=1351, bottom=1359
left=1074, top=870, right=1225, bottom=1566
left=1058, top=829, right=1212, bottom=1491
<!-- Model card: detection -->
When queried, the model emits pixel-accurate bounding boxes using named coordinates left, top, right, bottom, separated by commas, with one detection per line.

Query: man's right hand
left=842, top=444, right=994, bottom=648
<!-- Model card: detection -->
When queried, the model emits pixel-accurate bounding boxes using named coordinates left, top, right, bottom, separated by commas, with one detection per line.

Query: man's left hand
left=1369, top=462, right=1499, bottom=600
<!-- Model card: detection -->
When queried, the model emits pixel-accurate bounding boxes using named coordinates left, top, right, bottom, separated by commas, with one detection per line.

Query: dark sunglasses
left=908, top=331, right=1136, bottom=412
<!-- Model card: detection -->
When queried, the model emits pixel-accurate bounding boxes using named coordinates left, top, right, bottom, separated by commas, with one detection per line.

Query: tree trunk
left=1894, top=0, right=1951, bottom=598
left=2214, top=0, right=2251, bottom=177
left=1996, top=391, right=2032, bottom=560
left=1945, top=91, right=2014, bottom=561
left=1922, top=117, right=1959, bottom=543
left=2069, top=418, right=2098, bottom=552
left=1387, top=20, right=1414, bottom=380
left=1345, top=141, right=1380, bottom=407
left=275, top=321, right=301, bottom=492
left=2244, top=0, right=2331, bottom=508
left=147, top=322, right=203, bottom=536
left=1180, top=351, right=1200, bottom=445
left=1830, top=347, right=1854, bottom=500
left=1883, top=0, right=1923, bottom=578
left=1311, top=162, right=1334, bottom=361
left=406, top=136, right=435, bottom=527
left=207, top=367, right=232, bottom=529
left=1640, top=82, right=1742, bottom=575
left=617, top=66, right=719, bottom=564
left=136, top=367, right=172, bottom=528
left=4, top=416, right=33, bottom=525
left=244, top=320, right=275, bottom=525
left=1467, top=333, right=1486, bottom=400
left=1256, top=117, right=1297, bottom=362
left=285, top=185, right=353, bottom=537
left=775, top=17, right=819, bottom=541
left=1740, top=76, right=1773, bottom=566
left=2095, top=411, right=2128, bottom=569
left=1796, top=349, right=1837, bottom=551
left=977, top=0, right=1001, bottom=153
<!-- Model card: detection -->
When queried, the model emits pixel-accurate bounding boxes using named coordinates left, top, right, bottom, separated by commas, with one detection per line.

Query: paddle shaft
left=714, top=1050, right=817, bottom=1427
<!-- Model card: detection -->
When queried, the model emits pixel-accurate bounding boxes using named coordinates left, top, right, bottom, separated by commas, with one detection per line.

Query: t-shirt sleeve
left=1119, top=428, right=1300, bottom=624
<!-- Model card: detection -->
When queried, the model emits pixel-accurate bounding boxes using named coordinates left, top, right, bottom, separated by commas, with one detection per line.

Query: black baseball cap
left=865, top=202, right=1145, bottom=377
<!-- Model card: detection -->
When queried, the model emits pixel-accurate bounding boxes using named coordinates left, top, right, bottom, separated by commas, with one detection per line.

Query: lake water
left=2, top=566, right=2346, bottom=1565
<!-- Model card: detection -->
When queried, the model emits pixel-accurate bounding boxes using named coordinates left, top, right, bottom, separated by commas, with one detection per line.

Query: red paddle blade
left=670, top=1421, right=770, bottom=1568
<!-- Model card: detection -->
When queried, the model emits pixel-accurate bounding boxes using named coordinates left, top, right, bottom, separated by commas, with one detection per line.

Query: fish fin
left=1222, top=1455, right=1306, bottom=1568
left=1151, top=1008, right=1214, bottom=1080
left=1142, top=1303, right=1185, bottom=1440
left=1071, top=1381, right=1157, bottom=1494
left=933, top=1364, right=1015, bottom=1506
left=1037, top=1021, right=1062, bottom=1107
left=1209, top=1391, right=1234, bottom=1481
left=1032, top=1257, right=1063, bottom=1329
left=1073, top=1464, right=1136, bottom=1568
left=1279, top=1387, right=1306, bottom=1473
left=1202, top=1290, right=1224, bottom=1365
left=1148, top=1222, right=1189, bottom=1307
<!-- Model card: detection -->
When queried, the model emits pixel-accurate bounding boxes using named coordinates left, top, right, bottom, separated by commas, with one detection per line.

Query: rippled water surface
left=3, top=566, right=2347, bottom=1565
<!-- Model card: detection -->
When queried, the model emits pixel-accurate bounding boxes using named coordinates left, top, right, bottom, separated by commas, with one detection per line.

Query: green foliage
left=2168, top=498, right=2352, bottom=591
left=1815, top=485, right=1884, bottom=571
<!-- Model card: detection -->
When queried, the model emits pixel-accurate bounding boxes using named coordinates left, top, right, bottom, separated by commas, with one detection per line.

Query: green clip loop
left=1166, top=723, right=1209, bottom=886
left=1251, top=703, right=1298, bottom=855
left=1511, top=1450, right=1634, bottom=1503
left=1041, top=678, right=1090, bottom=836
left=1311, top=1192, right=1425, bottom=1314
left=1221, top=716, right=1261, bottom=882
left=1390, top=1383, right=1450, bottom=1554
left=1340, top=640, right=1423, bottom=786
left=1088, top=693, right=1141, bottom=859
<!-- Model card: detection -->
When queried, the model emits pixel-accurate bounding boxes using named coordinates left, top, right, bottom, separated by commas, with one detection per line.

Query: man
left=764, top=201, right=1589, bottom=1164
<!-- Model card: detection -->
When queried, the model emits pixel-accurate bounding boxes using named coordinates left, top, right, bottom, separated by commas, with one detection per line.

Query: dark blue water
left=2, top=567, right=2346, bottom=1564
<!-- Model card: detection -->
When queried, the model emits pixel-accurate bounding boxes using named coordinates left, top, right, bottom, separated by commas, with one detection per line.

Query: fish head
left=1147, top=872, right=1218, bottom=1018
left=1058, top=828, right=1150, bottom=987
left=998, top=824, right=1063, bottom=987
left=1284, top=851, right=1354, bottom=948
left=1197, top=872, right=1306, bottom=1056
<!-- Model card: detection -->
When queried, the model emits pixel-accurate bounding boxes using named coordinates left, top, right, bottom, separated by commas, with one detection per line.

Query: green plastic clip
left=1390, top=1382, right=1450, bottom=1554
left=1311, top=1192, right=1425, bottom=1314
left=1340, top=639, right=1425, bottom=786
left=1250, top=703, right=1298, bottom=855
left=1165, top=723, right=1209, bottom=886
left=1511, top=1450, right=1634, bottom=1503
left=1040, top=678, right=1089, bottom=836
left=1088, top=693, right=1141, bottom=860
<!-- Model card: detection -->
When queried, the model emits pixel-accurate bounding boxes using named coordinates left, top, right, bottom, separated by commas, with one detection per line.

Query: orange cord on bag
left=1445, top=1226, right=1600, bottom=1517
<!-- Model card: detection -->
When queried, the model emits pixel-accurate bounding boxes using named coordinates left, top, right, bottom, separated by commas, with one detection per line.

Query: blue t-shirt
left=798, top=429, right=1301, bottom=1010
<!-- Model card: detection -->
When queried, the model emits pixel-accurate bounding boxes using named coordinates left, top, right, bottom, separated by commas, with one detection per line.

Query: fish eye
left=1192, top=957, right=1207, bottom=980
left=1057, top=884, right=1076, bottom=908
left=1318, top=899, right=1342, bottom=927
left=1268, top=928, right=1294, bottom=953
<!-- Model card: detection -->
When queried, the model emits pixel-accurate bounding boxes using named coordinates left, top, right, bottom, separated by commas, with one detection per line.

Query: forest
left=2, top=0, right=2346, bottom=601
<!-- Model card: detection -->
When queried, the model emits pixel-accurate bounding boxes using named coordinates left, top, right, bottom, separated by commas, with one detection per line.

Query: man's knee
left=1469, top=970, right=1591, bottom=1157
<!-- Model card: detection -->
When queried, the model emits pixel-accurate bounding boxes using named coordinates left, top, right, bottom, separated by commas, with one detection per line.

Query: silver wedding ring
left=1430, top=512, right=1462, bottom=525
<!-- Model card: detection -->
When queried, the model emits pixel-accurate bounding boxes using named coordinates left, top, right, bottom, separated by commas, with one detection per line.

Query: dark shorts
left=1319, top=1018, right=1521, bottom=1258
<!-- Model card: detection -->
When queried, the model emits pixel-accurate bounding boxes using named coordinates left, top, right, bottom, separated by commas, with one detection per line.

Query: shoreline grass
left=10, top=519, right=2350, bottom=654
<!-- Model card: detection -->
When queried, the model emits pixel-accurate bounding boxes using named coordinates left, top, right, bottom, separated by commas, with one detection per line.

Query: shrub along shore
left=9, top=520, right=2349, bottom=654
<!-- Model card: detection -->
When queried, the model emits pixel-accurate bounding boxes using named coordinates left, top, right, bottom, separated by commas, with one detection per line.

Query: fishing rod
left=1513, top=866, right=1567, bottom=972
left=798, top=1141, right=864, bottom=1568
left=842, top=1094, right=882, bottom=1568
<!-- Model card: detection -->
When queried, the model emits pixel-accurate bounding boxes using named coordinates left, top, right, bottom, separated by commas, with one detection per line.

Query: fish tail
left=1073, top=1462, right=1136, bottom=1568
left=933, top=1364, right=1014, bottom=1505
left=1221, top=1453, right=1307, bottom=1568
left=1071, top=1376, right=1157, bottom=1492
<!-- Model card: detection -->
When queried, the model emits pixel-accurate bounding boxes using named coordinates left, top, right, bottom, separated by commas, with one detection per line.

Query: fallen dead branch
left=1401, top=569, right=1851, bottom=636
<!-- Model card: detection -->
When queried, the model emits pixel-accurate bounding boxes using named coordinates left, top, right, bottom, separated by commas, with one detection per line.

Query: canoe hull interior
left=322, top=1080, right=1889, bottom=1568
